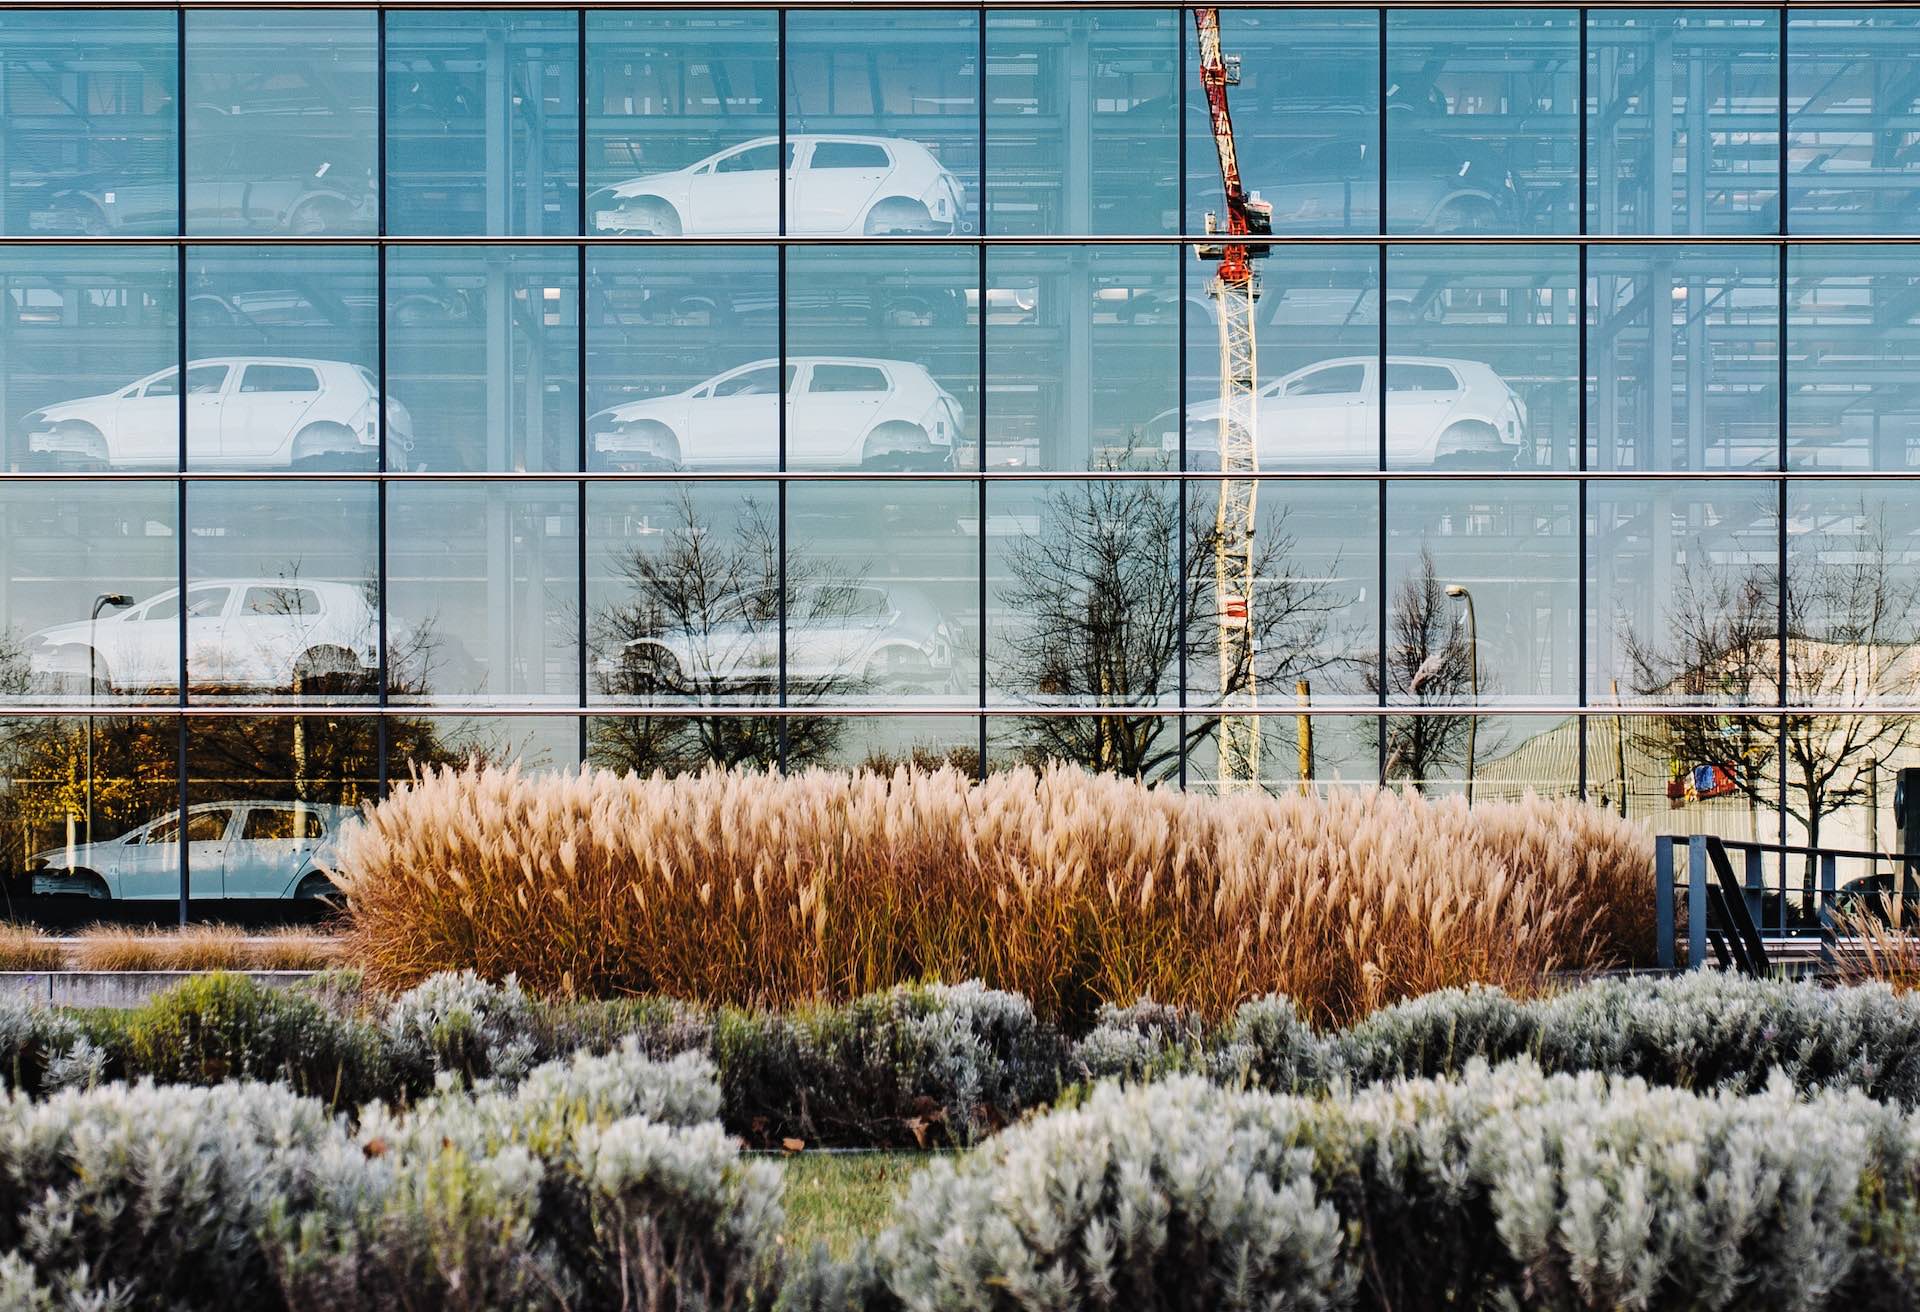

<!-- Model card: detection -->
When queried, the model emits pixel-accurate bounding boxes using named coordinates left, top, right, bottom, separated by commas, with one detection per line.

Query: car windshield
left=1385, top=363, right=1460, bottom=393
left=809, top=364, right=889, bottom=393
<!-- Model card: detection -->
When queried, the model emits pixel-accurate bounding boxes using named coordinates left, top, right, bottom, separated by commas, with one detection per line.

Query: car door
left=226, top=584, right=322, bottom=690
left=112, top=364, right=226, bottom=467
left=180, top=585, right=235, bottom=692
left=681, top=362, right=785, bottom=468
left=792, top=140, right=891, bottom=235
left=1264, top=362, right=1370, bottom=467
left=219, top=363, right=322, bottom=465
left=226, top=804, right=326, bottom=898
left=788, top=362, right=890, bottom=467
left=115, top=814, right=182, bottom=900
left=183, top=807, right=233, bottom=899
left=682, top=140, right=782, bottom=235
left=1384, top=360, right=1467, bottom=466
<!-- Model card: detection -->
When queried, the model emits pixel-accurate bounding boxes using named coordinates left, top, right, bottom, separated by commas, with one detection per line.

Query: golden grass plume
left=334, top=763, right=1656, bottom=1025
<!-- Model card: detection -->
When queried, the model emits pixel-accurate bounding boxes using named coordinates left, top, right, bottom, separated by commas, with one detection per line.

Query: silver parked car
left=28, top=801, right=356, bottom=901
left=591, top=134, right=967, bottom=237
left=21, top=357, right=412, bottom=471
left=612, top=583, right=956, bottom=694
left=1156, top=356, right=1528, bottom=469
left=591, top=356, right=964, bottom=471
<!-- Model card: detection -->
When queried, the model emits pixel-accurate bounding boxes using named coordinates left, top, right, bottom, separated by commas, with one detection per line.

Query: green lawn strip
left=776, top=1150, right=943, bottom=1257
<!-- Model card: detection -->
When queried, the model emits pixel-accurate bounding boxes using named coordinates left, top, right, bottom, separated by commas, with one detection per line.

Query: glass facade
left=2, top=5, right=1920, bottom=921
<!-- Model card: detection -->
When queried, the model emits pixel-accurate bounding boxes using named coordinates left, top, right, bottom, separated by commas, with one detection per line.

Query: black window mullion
left=175, top=8, right=189, bottom=928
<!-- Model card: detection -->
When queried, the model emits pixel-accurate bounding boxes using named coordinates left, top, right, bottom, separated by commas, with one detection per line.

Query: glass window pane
left=387, top=482, right=578, bottom=705
left=185, top=245, right=378, bottom=472
left=1789, top=245, right=1920, bottom=470
left=1, top=482, right=177, bottom=707
left=390, top=714, right=580, bottom=777
left=785, top=9, right=978, bottom=237
left=1588, top=243, right=1779, bottom=471
left=1384, top=479, right=1578, bottom=708
left=1182, top=244, right=1378, bottom=470
left=1, top=11, right=177, bottom=237
left=386, top=10, right=581, bottom=236
left=986, top=478, right=1181, bottom=776
left=587, top=245, right=777, bottom=473
left=1387, top=245, right=1576, bottom=470
left=1387, top=10, right=1575, bottom=236
left=1186, top=9, right=1379, bottom=237
left=1182, top=714, right=1380, bottom=799
left=1788, top=484, right=1920, bottom=710
left=387, top=247, right=578, bottom=472
left=185, top=10, right=377, bottom=237
left=1588, top=480, right=1780, bottom=707
left=4, top=714, right=179, bottom=910
left=184, top=717, right=375, bottom=906
left=988, top=9, right=1177, bottom=236
left=1387, top=713, right=1579, bottom=800
left=587, top=11, right=778, bottom=237
left=1586, top=11, right=1780, bottom=236
left=185, top=481, right=378, bottom=705
left=1788, top=11, right=1920, bottom=235
left=785, top=246, right=974, bottom=472
left=2, top=246, right=177, bottom=473
left=789, top=481, right=976, bottom=706
left=987, top=245, right=1176, bottom=471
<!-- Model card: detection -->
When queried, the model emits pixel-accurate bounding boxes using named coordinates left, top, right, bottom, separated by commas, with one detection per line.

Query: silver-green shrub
left=1069, top=999, right=1208, bottom=1083
left=1208, top=994, right=1332, bottom=1093
left=0, top=998, right=86, bottom=1096
left=381, top=969, right=538, bottom=1088
left=0, top=1079, right=345, bottom=1309
left=873, top=1075, right=1353, bottom=1312
left=1329, top=983, right=1536, bottom=1084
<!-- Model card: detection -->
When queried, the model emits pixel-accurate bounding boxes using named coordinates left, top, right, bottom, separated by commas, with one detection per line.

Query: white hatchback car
left=591, top=357, right=964, bottom=471
left=28, top=801, right=355, bottom=901
left=591, top=135, right=967, bottom=237
left=21, top=357, right=413, bottom=470
left=1157, top=356, right=1529, bottom=469
left=612, top=583, right=956, bottom=695
left=26, top=578, right=381, bottom=695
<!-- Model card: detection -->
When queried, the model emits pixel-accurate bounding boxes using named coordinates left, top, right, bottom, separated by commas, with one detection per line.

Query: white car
left=591, top=134, right=967, bottom=237
left=1156, top=356, right=1528, bottom=469
left=26, top=578, right=381, bottom=694
left=28, top=801, right=355, bottom=901
left=591, top=357, right=964, bottom=471
left=21, top=357, right=413, bottom=470
left=612, top=583, right=955, bottom=694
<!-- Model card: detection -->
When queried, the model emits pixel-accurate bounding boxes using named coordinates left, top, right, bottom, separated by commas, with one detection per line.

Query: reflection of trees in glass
left=1363, top=547, right=1493, bottom=791
left=1625, top=508, right=1920, bottom=897
left=995, top=476, right=1347, bottom=783
left=589, top=490, right=853, bottom=775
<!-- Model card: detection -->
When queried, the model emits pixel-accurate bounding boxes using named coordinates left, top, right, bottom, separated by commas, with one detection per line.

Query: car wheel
left=625, top=198, right=682, bottom=237
left=294, top=871, right=337, bottom=901
left=863, top=197, right=945, bottom=236
left=290, top=425, right=371, bottom=472
left=620, top=646, right=684, bottom=696
left=1430, top=195, right=1501, bottom=235
left=860, top=422, right=939, bottom=470
left=292, top=646, right=371, bottom=697
left=288, top=199, right=348, bottom=236
left=56, top=870, right=111, bottom=900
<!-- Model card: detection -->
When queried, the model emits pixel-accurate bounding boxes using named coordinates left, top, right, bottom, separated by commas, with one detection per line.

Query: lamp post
left=84, top=593, right=133, bottom=845
left=1444, top=584, right=1477, bottom=805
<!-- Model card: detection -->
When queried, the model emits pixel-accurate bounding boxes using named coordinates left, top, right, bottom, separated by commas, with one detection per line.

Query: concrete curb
left=0, top=970, right=321, bottom=1009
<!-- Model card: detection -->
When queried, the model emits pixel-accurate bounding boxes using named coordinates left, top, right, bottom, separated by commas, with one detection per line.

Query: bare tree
left=1625, top=506, right=1920, bottom=898
left=1362, top=547, right=1488, bottom=791
left=995, top=474, right=1349, bottom=784
left=590, top=490, right=849, bottom=775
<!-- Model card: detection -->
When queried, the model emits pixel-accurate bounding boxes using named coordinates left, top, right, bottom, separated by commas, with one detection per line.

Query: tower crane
left=1193, top=8, right=1271, bottom=793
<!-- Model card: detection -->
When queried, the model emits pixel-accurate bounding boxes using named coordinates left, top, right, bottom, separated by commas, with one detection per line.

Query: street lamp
left=1444, top=584, right=1477, bottom=805
left=85, top=593, right=133, bottom=845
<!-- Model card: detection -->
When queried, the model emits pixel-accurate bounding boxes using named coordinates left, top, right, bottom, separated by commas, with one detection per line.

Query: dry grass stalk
left=335, top=764, right=1657, bottom=1025
left=1834, top=903, right=1920, bottom=991
left=66, top=924, right=342, bottom=973
left=0, top=922, right=65, bottom=972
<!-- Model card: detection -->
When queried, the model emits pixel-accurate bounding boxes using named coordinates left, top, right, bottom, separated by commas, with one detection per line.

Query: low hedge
left=0, top=1042, right=773, bottom=1312
left=834, top=1065, right=1920, bottom=1312
left=11, top=971, right=1920, bottom=1147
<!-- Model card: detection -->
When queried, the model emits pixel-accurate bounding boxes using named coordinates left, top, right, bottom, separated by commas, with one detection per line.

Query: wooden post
left=1296, top=680, right=1313, bottom=795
